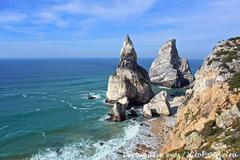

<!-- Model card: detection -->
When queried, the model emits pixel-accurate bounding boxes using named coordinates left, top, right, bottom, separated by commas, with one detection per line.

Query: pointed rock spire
left=120, top=35, right=137, bottom=63
left=159, top=39, right=178, bottom=58
left=124, top=35, right=133, bottom=46
left=106, top=35, right=154, bottom=107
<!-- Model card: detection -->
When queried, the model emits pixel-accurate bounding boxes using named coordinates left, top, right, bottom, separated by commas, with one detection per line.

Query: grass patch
left=222, top=51, right=238, bottom=63
left=229, top=72, right=240, bottom=90
left=219, top=63, right=229, bottom=69
left=223, top=118, right=240, bottom=152
left=200, top=120, right=216, bottom=136
left=207, top=57, right=220, bottom=65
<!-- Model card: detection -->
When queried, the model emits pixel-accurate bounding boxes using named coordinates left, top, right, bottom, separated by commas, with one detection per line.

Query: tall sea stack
left=149, top=39, right=194, bottom=88
left=106, top=35, right=154, bottom=106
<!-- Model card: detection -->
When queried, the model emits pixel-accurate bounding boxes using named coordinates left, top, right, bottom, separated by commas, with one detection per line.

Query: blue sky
left=0, top=0, right=239, bottom=59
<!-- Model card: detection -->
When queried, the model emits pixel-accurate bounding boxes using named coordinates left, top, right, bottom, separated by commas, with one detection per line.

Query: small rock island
left=149, top=39, right=194, bottom=88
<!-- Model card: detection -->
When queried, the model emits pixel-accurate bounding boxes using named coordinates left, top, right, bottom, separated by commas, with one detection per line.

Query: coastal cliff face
left=106, top=36, right=154, bottom=106
left=161, top=37, right=240, bottom=156
left=149, top=39, right=194, bottom=88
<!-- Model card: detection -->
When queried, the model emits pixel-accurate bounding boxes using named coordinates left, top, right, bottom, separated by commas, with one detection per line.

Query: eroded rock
left=149, top=39, right=194, bottom=88
left=109, top=102, right=126, bottom=122
left=106, top=35, right=154, bottom=106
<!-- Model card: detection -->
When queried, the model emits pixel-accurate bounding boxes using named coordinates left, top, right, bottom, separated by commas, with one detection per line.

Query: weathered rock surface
left=109, top=102, right=126, bottom=122
left=149, top=39, right=194, bottom=88
left=106, top=35, right=154, bottom=106
left=161, top=37, right=240, bottom=156
left=143, top=91, right=171, bottom=117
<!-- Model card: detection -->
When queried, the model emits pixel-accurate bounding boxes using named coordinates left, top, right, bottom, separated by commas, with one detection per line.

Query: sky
left=0, top=0, right=239, bottom=59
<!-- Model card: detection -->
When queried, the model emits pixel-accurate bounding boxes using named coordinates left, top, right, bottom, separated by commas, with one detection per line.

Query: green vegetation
left=229, top=72, right=240, bottom=90
left=200, top=121, right=224, bottom=151
left=215, top=107, right=222, bottom=115
left=215, top=50, right=231, bottom=57
left=207, top=57, right=220, bottom=65
left=222, top=51, right=238, bottom=63
left=200, top=120, right=216, bottom=136
left=207, top=38, right=239, bottom=66
left=228, top=36, right=240, bottom=41
left=207, top=49, right=238, bottom=74
left=184, top=130, right=197, bottom=137
left=223, top=118, right=240, bottom=152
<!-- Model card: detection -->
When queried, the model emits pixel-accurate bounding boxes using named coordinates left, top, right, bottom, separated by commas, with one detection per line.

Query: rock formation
left=161, top=37, right=240, bottom=156
left=143, top=91, right=171, bottom=117
left=109, top=102, right=126, bottom=122
left=149, top=39, right=194, bottom=88
left=106, top=35, right=154, bottom=106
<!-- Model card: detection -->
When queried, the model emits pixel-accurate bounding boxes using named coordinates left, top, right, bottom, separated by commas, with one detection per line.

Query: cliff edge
left=161, top=37, right=240, bottom=157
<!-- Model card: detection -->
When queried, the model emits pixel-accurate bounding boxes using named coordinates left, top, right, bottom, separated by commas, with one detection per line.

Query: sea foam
left=31, top=122, right=140, bottom=160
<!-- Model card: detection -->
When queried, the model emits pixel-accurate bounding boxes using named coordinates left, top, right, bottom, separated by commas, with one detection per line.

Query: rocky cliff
left=161, top=37, right=240, bottom=157
left=149, top=39, right=194, bottom=88
left=106, top=35, right=154, bottom=106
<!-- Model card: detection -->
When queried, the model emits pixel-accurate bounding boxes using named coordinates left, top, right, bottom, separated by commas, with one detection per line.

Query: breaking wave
left=31, top=122, right=140, bottom=160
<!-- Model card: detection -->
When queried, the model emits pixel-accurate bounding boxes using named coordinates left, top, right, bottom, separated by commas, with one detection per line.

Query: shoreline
left=112, top=114, right=178, bottom=160
left=114, top=96, right=181, bottom=160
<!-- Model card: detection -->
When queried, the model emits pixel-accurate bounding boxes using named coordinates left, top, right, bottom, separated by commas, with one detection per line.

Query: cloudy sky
left=0, top=0, right=239, bottom=59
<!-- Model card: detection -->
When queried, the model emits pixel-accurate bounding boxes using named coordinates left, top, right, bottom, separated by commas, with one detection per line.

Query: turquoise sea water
left=0, top=59, right=202, bottom=160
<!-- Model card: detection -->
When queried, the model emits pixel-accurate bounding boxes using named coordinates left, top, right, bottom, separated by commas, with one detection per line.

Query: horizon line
left=0, top=57, right=204, bottom=60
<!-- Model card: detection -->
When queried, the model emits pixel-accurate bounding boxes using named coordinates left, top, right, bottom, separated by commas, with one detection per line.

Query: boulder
left=149, top=39, right=194, bottom=88
left=143, top=105, right=152, bottom=117
left=106, top=35, right=154, bottom=106
left=109, top=102, right=126, bottom=122
left=143, top=91, right=171, bottom=117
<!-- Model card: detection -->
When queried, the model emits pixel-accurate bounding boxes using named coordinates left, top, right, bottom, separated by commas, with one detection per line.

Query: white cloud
left=0, top=12, right=27, bottom=24
left=50, top=0, right=156, bottom=20
left=34, top=11, right=68, bottom=27
left=0, top=0, right=156, bottom=28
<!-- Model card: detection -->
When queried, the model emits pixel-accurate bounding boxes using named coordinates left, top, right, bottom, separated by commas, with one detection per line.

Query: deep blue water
left=0, top=58, right=202, bottom=160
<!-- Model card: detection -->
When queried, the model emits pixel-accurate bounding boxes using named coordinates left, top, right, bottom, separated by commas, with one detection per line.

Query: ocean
left=0, top=58, right=202, bottom=160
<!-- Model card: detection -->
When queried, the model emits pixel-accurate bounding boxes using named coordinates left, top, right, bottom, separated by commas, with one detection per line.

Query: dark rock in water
left=109, top=102, right=126, bottom=122
left=149, top=39, right=194, bottom=88
left=87, top=93, right=97, bottom=99
left=56, top=148, right=62, bottom=155
left=99, top=142, right=105, bottom=146
left=128, top=109, right=138, bottom=117
left=139, top=122, right=149, bottom=126
left=87, top=96, right=96, bottom=100
left=106, top=35, right=154, bottom=106
left=115, top=151, right=124, bottom=155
